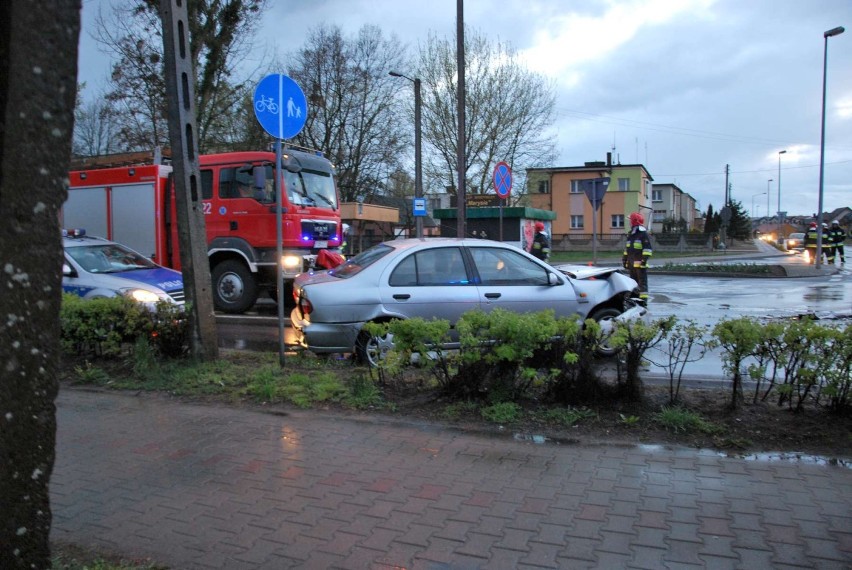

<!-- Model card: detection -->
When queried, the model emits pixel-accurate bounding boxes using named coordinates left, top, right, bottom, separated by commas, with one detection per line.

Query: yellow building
left=527, top=155, right=653, bottom=240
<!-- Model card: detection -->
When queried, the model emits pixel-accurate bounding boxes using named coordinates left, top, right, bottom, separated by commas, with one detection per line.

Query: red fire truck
left=64, top=147, right=343, bottom=313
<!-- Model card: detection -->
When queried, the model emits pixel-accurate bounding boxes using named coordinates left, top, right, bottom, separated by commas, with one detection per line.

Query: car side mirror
left=62, top=263, right=76, bottom=277
left=547, top=272, right=560, bottom=286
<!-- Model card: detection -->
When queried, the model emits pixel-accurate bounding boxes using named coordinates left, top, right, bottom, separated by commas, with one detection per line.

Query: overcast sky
left=78, top=0, right=851, bottom=219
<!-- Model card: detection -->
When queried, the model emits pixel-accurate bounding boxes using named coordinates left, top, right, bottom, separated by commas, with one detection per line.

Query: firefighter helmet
left=534, top=221, right=545, bottom=232
left=832, top=220, right=840, bottom=226
left=810, top=222, right=818, bottom=228
left=629, top=212, right=644, bottom=227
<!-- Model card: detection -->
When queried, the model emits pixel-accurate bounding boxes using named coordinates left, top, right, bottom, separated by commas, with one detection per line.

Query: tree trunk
left=0, top=1, right=80, bottom=567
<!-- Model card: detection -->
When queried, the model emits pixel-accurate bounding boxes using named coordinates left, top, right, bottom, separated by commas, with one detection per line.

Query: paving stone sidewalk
left=51, top=389, right=852, bottom=569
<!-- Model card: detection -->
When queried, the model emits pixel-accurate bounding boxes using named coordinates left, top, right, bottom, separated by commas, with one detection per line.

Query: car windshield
left=67, top=244, right=158, bottom=274
left=329, top=243, right=394, bottom=278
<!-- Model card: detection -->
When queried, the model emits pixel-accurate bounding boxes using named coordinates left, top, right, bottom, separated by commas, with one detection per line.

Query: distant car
left=290, top=238, right=647, bottom=365
left=62, top=229, right=185, bottom=307
left=785, top=232, right=806, bottom=252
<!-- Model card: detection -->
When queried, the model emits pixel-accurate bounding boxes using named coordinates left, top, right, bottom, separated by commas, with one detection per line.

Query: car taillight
left=299, top=295, right=313, bottom=316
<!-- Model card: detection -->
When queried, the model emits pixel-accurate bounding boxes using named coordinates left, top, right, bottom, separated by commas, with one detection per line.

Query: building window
left=653, top=209, right=666, bottom=222
left=570, top=215, right=584, bottom=229
left=570, top=180, right=582, bottom=193
left=538, top=180, right=550, bottom=194
left=618, top=178, right=630, bottom=191
left=611, top=214, right=625, bottom=229
left=652, top=189, right=662, bottom=202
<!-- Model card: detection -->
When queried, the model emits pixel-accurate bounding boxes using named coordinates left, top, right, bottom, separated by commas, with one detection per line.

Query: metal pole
left=276, top=140, right=285, bottom=367
left=456, top=0, right=466, bottom=238
left=389, top=71, right=424, bottom=239
left=777, top=150, right=786, bottom=242
left=816, top=26, right=845, bottom=269
left=414, top=78, right=423, bottom=239
left=766, top=179, right=772, bottom=221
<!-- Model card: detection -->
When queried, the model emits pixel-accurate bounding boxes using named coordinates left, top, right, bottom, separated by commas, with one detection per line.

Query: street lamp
left=766, top=179, right=773, bottom=221
left=751, top=192, right=766, bottom=219
left=777, top=150, right=786, bottom=242
left=389, top=71, right=423, bottom=239
left=816, top=25, right=845, bottom=268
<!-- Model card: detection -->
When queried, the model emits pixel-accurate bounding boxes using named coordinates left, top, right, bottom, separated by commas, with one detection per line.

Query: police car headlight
left=125, top=289, right=161, bottom=304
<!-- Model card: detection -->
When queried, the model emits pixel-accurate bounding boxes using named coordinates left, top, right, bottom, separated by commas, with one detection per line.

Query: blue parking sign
left=254, top=74, right=308, bottom=140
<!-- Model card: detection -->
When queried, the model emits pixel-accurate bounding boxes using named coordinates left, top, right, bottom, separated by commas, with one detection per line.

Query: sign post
left=254, top=74, right=308, bottom=367
left=493, top=161, right=512, bottom=241
left=580, top=177, right=610, bottom=264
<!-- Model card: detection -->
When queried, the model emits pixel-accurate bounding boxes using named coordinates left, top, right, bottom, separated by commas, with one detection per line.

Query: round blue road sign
left=493, top=161, right=512, bottom=199
left=253, top=74, right=308, bottom=140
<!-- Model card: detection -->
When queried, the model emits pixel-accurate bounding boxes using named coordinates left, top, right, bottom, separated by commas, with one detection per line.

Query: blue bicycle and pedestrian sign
left=253, top=74, right=308, bottom=140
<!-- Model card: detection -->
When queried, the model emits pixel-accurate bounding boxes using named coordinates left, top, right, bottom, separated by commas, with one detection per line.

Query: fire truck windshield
left=302, top=169, right=337, bottom=210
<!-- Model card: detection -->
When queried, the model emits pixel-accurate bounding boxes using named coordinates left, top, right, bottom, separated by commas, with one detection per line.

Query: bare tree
left=92, top=0, right=267, bottom=153
left=417, top=27, right=558, bottom=200
left=0, top=0, right=79, bottom=567
left=73, top=86, right=121, bottom=156
left=287, top=24, right=409, bottom=203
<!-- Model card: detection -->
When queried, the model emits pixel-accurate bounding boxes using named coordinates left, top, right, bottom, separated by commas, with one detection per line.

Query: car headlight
left=125, top=288, right=161, bottom=304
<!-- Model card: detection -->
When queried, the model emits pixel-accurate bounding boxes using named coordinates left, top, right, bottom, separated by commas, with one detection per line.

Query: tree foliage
left=286, top=24, right=409, bottom=203
left=727, top=199, right=752, bottom=240
left=73, top=86, right=121, bottom=156
left=416, top=27, right=558, bottom=200
left=89, top=0, right=266, bottom=153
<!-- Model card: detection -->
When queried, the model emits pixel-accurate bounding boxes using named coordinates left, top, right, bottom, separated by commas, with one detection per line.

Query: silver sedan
left=291, top=238, right=646, bottom=365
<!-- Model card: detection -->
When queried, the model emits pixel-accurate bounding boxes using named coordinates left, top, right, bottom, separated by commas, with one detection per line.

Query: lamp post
left=389, top=71, right=423, bottom=238
left=766, top=179, right=772, bottom=221
left=751, top=192, right=766, bottom=219
left=816, top=26, right=845, bottom=269
left=777, top=150, right=786, bottom=243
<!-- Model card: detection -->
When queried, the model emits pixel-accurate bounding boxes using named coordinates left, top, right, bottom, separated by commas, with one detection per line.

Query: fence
left=552, top=233, right=714, bottom=253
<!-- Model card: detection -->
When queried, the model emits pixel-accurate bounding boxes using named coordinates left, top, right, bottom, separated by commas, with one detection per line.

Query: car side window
left=389, top=247, right=469, bottom=286
left=470, top=247, right=551, bottom=286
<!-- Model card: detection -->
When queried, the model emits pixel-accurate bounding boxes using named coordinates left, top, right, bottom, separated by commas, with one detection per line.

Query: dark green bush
left=60, top=293, right=189, bottom=359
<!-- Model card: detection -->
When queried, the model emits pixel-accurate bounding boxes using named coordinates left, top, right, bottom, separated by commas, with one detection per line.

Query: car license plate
left=315, top=240, right=328, bottom=248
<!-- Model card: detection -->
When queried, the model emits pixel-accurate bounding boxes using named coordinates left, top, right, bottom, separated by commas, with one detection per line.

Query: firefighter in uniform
left=821, top=222, right=836, bottom=264
left=829, top=220, right=846, bottom=265
left=622, top=212, right=652, bottom=304
left=804, top=221, right=819, bottom=264
left=530, top=221, right=551, bottom=262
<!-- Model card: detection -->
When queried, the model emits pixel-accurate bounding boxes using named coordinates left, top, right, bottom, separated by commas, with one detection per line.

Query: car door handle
left=393, top=294, right=411, bottom=300
left=485, top=293, right=501, bottom=299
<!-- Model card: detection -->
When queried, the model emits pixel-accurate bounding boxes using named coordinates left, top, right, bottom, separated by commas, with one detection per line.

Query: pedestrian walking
left=829, top=220, right=846, bottom=265
left=804, top=221, right=819, bottom=265
left=530, top=221, right=551, bottom=262
left=623, top=212, right=652, bottom=304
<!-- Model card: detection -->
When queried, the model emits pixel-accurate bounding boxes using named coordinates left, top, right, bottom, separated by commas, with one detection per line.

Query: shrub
left=654, top=406, right=720, bottom=434
left=481, top=402, right=522, bottom=424
left=713, top=317, right=763, bottom=409
left=610, top=316, right=674, bottom=402
left=454, top=308, right=560, bottom=402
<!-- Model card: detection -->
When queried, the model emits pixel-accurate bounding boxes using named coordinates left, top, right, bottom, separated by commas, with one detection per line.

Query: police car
left=62, top=229, right=185, bottom=307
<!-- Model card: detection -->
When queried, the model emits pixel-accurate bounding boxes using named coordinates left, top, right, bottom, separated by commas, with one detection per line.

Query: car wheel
left=355, top=328, right=395, bottom=367
left=212, top=260, right=258, bottom=314
left=589, top=306, right=622, bottom=357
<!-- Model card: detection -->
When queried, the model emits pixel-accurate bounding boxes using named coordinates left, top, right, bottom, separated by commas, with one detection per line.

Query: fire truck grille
left=301, top=220, right=336, bottom=241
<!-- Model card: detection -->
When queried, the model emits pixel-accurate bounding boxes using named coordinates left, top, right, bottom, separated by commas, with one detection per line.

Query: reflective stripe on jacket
left=622, top=225, right=653, bottom=267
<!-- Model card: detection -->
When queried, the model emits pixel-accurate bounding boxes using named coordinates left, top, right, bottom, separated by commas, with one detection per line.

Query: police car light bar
left=62, top=228, right=87, bottom=237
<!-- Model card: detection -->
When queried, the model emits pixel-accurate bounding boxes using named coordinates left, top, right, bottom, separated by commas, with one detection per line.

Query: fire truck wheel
left=212, top=260, right=258, bottom=313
